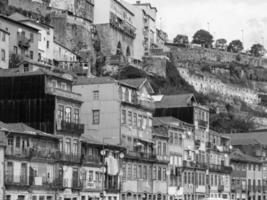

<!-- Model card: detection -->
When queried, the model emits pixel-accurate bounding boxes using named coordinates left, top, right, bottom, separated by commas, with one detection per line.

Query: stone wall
left=96, top=24, right=134, bottom=58
left=169, top=45, right=262, bottom=67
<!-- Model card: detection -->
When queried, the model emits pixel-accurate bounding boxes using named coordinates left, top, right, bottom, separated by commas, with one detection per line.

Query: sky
left=126, top=0, right=267, bottom=50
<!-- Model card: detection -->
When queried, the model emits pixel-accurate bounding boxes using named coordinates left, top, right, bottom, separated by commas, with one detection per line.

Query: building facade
left=94, top=0, right=136, bottom=61
left=0, top=15, right=39, bottom=63
left=0, top=28, right=9, bottom=69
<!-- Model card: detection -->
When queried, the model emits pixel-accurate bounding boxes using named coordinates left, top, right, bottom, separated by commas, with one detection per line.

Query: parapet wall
left=169, top=45, right=262, bottom=67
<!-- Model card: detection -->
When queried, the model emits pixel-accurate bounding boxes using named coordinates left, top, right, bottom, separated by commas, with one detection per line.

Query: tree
left=192, top=29, right=213, bottom=48
left=227, top=40, right=243, bottom=53
left=250, top=43, right=265, bottom=57
left=173, top=34, right=189, bottom=46
left=215, top=38, right=227, bottom=50
left=9, top=53, right=23, bottom=68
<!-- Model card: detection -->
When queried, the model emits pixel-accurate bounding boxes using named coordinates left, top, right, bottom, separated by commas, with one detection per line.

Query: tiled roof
left=119, top=78, right=147, bottom=89
left=231, top=149, right=261, bottom=163
left=0, top=14, right=39, bottom=32
left=154, top=93, right=196, bottom=108
left=225, top=132, right=267, bottom=146
left=153, top=116, right=191, bottom=127
left=75, top=76, right=117, bottom=85
left=0, top=121, right=59, bottom=139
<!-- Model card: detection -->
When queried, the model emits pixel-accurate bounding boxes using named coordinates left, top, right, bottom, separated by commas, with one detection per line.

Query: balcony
left=105, top=176, right=120, bottom=193
left=218, top=185, right=224, bottom=193
left=81, top=180, right=102, bottom=191
left=109, top=54, right=125, bottom=66
left=109, top=12, right=136, bottom=39
left=0, top=132, right=6, bottom=146
left=57, top=152, right=81, bottom=163
left=127, top=151, right=157, bottom=161
left=57, top=61, right=89, bottom=76
left=57, top=120, right=84, bottom=135
left=18, top=36, right=31, bottom=49
left=5, top=147, right=31, bottom=159
left=82, top=155, right=101, bottom=165
left=198, top=119, right=208, bottom=128
left=46, top=87, right=82, bottom=102
left=29, top=176, right=63, bottom=189
left=5, top=175, right=28, bottom=187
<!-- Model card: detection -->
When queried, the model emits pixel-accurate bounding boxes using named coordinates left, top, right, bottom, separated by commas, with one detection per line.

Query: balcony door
left=21, top=163, right=27, bottom=184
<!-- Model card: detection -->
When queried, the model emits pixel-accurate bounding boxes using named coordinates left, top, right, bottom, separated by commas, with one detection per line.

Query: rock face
left=143, top=56, right=168, bottom=78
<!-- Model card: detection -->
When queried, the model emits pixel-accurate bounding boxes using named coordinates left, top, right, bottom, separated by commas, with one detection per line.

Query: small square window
left=93, top=90, right=99, bottom=100
left=92, top=110, right=100, bottom=124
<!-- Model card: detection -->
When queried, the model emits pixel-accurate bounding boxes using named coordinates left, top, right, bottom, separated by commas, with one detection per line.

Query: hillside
left=110, top=52, right=266, bottom=133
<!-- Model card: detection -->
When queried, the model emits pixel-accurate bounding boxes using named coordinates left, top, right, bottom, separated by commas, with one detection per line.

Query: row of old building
left=0, top=65, right=267, bottom=200
left=0, top=0, right=168, bottom=73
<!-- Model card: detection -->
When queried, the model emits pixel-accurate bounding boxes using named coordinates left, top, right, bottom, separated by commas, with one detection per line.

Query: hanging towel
left=105, top=155, right=119, bottom=176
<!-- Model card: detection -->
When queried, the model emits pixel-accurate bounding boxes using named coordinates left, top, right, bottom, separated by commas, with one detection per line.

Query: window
left=2, top=32, right=5, bottom=41
left=65, top=107, right=71, bottom=122
left=58, top=105, right=64, bottom=120
left=65, top=138, right=71, bottom=154
left=163, top=168, right=166, bottom=181
left=158, top=167, right=162, bottom=180
left=143, top=165, right=147, bottom=179
left=127, top=163, right=132, bottom=179
left=1, top=49, right=5, bottom=61
left=47, top=41, right=50, bottom=48
left=121, top=110, right=126, bottom=124
left=61, top=82, right=67, bottom=90
left=30, top=51, right=33, bottom=59
left=93, top=90, right=99, bottom=100
left=138, top=165, right=142, bottom=179
left=163, top=143, right=167, bottom=155
left=39, top=196, right=45, bottom=200
left=7, top=136, right=13, bottom=146
left=128, top=111, right=132, bottom=125
left=18, top=196, right=25, bottom=200
left=133, top=164, right=137, bottom=179
left=153, top=167, right=156, bottom=180
left=30, top=33, right=34, bottom=42
left=92, top=110, right=100, bottom=124
left=73, top=139, right=78, bottom=155
left=158, top=141, right=161, bottom=155
left=138, top=115, right=142, bottom=128
left=74, top=109, right=79, bottom=124
left=89, top=170, right=93, bottom=181
left=32, top=196, right=37, bottom=200
left=16, top=136, right=20, bottom=148
left=14, top=46, right=18, bottom=54
left=133, top=113, right=137, bottom=126
left=184, top=172, right=187, bottom=184
left=125, top=89, right=129, bottom=102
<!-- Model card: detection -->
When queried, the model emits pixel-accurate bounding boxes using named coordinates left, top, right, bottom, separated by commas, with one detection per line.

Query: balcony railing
left=57, top=152, right=81, bottom=163
left=218, top=185, right=224, bottom=192
left=5, top=175, right=28, bottom=186
left=105, top=176, right=120, bottom=193
left=127, top=151, right=157, bottom=160
left=46, top=87, right=82, bottom=102
left=58, top=120, right=84, bottom=135
left=198, top=119, right=208, bottom=128
left=109, top=55, right=125, bottom=66
left=6, top=146, right=58, bottom=160
left=109, top=12, right=136, bottom=39
left=18, top=36, right=31, bottom=49
left=29, top=176, right=63, bottom=188
left=82, top=155, right=101, bottom=164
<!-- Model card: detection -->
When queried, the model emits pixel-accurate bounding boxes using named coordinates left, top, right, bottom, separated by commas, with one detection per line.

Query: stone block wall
left=169, top=46, right=262, bottom=67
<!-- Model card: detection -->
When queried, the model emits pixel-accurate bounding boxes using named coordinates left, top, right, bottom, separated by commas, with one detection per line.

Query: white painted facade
left=21, top=21, right=54, bottom=65
left=53, top=41, right=78, bottom=62
left=0, top=29, right=9, bottom=69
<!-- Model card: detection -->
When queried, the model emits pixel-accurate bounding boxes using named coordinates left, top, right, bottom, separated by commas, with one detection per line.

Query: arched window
left=116, top=41, right=122, bottom=55
left=126, top=46, right=131, bottom=57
